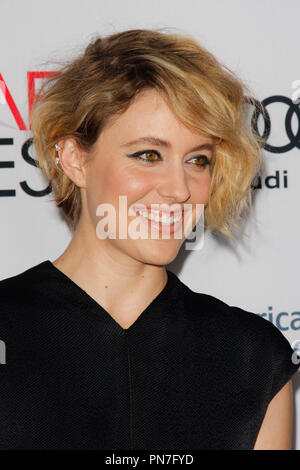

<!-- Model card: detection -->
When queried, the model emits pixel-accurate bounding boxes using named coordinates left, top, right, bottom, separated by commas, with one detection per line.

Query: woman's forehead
left=98, top=89, right=214, bottom=143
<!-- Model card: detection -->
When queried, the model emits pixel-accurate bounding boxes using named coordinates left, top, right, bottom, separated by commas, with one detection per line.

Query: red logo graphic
left=0, top=71, right=57, bottom=130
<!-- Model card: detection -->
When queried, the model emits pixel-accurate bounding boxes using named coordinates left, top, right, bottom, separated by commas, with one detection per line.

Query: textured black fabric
left=0, top=260, right=299, bottom=450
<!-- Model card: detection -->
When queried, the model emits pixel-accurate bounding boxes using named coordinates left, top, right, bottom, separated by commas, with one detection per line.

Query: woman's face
left=80, top=88, right=214, bottom=266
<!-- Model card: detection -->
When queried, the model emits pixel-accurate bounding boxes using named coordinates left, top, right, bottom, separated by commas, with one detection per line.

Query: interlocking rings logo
left=247, top=95, right=300, bottom=153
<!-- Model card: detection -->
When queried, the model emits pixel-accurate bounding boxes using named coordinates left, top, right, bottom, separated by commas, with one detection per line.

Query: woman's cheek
left=189, top=174, right=211, bottom=204
left=113, top=168, right=155, bottom=198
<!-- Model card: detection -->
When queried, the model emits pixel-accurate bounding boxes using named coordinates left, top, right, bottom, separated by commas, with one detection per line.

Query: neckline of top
left=40, top=259, right=179, bottom=334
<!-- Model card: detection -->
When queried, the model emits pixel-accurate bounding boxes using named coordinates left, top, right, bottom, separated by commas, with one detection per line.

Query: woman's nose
left=157, top=161, right=191, bottom=203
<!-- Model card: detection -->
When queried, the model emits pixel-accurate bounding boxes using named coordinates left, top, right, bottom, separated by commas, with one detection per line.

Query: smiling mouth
left=133, top=207, right=184, bottom=224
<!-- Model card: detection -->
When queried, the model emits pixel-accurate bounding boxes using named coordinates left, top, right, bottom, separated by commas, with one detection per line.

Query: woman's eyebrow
left=120, top=135, right=214, bottom=152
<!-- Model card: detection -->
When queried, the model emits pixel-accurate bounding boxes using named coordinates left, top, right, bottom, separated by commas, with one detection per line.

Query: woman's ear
left=58, top=138, right=88, bottom=188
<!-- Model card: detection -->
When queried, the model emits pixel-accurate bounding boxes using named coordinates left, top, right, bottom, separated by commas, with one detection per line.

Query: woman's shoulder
left=178, top=277, right=297, bottom=359
left=0, top=260, right=52, bottom=318
left=179, top=279, right=282, bottom=338
left=0, top=260, right=49, bottom=293
left=179, top=280, right=300, bottom=400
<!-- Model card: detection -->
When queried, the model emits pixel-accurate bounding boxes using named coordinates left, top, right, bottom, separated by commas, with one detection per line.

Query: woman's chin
left=135, top=242, right=181, bottom=266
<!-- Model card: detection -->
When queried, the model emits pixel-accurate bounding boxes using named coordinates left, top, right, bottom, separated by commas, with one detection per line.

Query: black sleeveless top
left=0, top=260, right=299, bottom=450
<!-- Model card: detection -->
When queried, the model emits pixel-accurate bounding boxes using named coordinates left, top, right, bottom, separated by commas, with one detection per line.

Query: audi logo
left=247, top=95, right=300, bottom=153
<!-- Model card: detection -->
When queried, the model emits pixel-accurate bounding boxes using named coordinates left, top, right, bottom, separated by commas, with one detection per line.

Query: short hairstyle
left=30, top=28, right=265, bottom=239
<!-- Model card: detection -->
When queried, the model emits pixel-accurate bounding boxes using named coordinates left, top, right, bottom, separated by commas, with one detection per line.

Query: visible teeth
left=135, top=209, right=182, bottom=224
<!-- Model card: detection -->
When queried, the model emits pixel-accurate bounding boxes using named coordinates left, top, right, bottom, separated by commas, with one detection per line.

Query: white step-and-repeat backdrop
left=1, top=0, right=299, bottom=449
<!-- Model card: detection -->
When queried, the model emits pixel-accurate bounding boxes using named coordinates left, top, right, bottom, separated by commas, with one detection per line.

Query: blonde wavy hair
left=30, top=28, right=265, bottom=239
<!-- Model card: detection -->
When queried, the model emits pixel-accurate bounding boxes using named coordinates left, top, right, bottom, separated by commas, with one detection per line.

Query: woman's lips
left=134, top=208, right=186, bottom=236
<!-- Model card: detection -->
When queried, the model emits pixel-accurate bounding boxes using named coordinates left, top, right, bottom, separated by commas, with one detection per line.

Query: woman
left=0, top=28, right=299, bottom=450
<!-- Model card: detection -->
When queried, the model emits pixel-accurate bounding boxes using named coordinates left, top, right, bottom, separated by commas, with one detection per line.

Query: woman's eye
left=127, top=150, right=160, bottom=164
left=188, top=156, right=211, bottom=168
